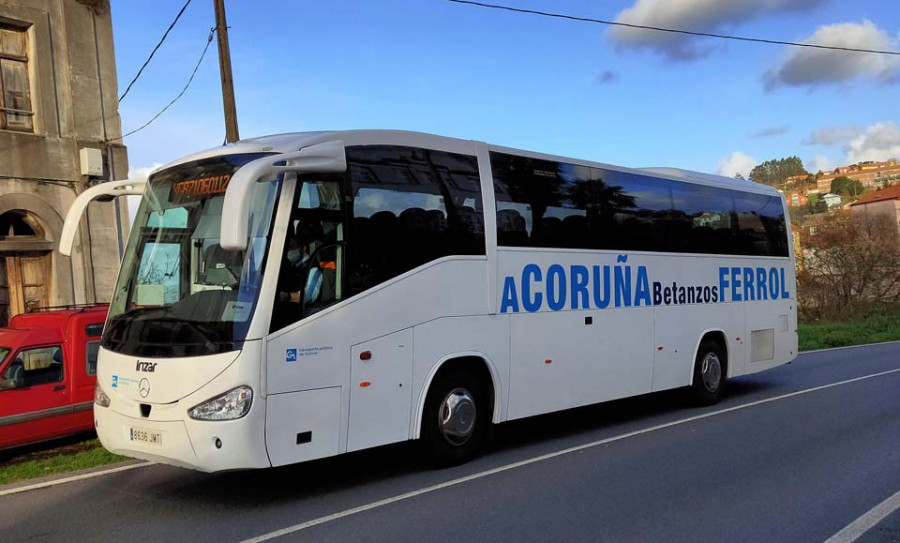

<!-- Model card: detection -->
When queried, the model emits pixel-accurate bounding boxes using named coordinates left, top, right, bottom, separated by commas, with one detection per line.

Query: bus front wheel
left=691, top=339, right=727, bottom=405
left=421, top=369, right=490, bottom=467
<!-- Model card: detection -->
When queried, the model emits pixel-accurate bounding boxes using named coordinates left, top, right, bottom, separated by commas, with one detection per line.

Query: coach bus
left=60, top=130, right=797, bottom=471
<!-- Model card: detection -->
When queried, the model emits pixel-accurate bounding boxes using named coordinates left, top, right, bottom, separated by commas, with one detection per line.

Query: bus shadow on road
left=156, top=378, right=773, bottom=508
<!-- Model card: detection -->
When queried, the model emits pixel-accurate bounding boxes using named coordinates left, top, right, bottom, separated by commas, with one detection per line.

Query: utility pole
left=214, top=0, right=240, bottom=143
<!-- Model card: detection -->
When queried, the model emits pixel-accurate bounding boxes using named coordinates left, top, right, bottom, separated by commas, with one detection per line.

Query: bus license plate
left=129, top=427, right=162, bottom=447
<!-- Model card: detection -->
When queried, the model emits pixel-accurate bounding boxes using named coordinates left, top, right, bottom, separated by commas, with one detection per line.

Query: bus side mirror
left=220, top=140, right=347, bottom=252
left=59, top=178, right=148, bottom=256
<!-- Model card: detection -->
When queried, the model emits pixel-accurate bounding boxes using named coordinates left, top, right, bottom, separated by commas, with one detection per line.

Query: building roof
left=850, top=184, right=900, bottom=206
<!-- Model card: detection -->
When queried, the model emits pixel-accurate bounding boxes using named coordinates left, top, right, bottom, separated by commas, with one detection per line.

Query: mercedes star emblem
left=139, top=378, right=150, bottom=398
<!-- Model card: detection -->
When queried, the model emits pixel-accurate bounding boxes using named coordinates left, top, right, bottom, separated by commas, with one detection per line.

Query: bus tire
left=691, top=339, right=726, bottom=405
left=421, top=369, right=490, bottom=467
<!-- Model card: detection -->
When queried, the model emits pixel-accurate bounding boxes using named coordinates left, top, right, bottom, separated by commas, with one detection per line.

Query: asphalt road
left=3, top=342, right=900, bottom=543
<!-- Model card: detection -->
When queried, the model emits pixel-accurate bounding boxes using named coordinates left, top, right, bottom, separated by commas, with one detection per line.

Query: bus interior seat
left=497, top=209, right=528, bottom=246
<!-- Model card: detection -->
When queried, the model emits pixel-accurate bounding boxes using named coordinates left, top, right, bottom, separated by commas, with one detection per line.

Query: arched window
left=0, top=210, right=43, bottom=240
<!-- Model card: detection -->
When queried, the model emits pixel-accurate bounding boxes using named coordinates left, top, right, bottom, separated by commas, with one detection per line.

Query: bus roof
left=156, top=129, right=780, bottom=196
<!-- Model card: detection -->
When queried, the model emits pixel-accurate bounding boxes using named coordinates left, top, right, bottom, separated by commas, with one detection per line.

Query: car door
left=69, top=321, right=104, bottom=433
left=0, top=344, right=72, bottom=449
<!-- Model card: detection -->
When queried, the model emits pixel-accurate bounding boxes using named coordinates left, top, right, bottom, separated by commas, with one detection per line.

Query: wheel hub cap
left=701, top=353, right=722, bottom=392
left=439, top=388, right=476, bottom=446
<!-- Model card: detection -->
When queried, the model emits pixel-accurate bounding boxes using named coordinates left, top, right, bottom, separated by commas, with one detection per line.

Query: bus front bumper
left=94, top=398, right=271, bottom=473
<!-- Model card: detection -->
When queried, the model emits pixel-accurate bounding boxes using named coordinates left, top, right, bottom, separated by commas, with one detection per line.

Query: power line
left=119, top=0, right=194, bottom=102
left=110, top=28, right=216, bottom=142
left=445, top=0, right=900, bottom=57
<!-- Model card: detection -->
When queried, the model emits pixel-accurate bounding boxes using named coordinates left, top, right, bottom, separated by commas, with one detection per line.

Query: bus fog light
left=188, top=386, right=253, bottom=421
left=94, top=383, right=111, bottom=407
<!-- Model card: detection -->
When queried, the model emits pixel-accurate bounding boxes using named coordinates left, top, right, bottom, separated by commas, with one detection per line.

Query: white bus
left=61, top=130, right=797, bottom=471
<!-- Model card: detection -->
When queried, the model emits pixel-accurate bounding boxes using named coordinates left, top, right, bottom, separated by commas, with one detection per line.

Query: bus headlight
left=188, top=386, right=253, bottom=421
left=94, top=383, right=111, bottom=407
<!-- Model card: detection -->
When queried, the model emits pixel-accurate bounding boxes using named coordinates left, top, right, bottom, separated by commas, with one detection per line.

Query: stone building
left=0, top=0, right=128, bottom=326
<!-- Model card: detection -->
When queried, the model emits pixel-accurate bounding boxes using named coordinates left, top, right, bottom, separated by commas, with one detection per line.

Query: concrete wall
left=0, top=0, right=129, bottom=309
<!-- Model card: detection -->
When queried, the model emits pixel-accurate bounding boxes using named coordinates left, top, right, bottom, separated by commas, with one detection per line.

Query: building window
left=0, top=24, right=34, bottom=132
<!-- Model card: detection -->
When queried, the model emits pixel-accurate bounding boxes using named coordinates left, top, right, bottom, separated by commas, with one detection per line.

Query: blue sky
left=112, top=0, right=900, bottom=180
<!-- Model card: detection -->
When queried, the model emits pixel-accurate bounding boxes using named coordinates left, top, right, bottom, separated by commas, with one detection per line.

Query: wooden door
left=2, top=254, right=50, bottom=321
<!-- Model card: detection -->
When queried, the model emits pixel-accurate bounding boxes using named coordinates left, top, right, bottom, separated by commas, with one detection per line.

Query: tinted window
left=492, top=151, right=788, bottom=257
left=85, top=323, right=104, bottom=337
left=493, top=153, right=591, bottom=249
left=670, top=183, right=736, bottom=255
left=757, top=195, right=789, bottom=256
left=86, top=341, right=100, bottom=376
left=595, top=171, right=672, bottom=252
left=1, top=346, right=63, bottom=389
left=493, top=153, right=672, bottom=251
left=347, top=146, right=484, bottom=293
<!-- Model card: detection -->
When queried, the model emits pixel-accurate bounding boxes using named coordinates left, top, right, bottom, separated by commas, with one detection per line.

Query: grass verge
left=0, top=437, right=128, bottom=486
left=799, top=307, right=900, bottom=351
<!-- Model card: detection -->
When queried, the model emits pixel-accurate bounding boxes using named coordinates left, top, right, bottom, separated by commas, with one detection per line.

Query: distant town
left=776, top=159, right=900, bottom=213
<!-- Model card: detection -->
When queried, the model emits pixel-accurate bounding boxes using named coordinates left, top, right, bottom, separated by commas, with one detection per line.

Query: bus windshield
left=103, top=153, right=280, bottom=357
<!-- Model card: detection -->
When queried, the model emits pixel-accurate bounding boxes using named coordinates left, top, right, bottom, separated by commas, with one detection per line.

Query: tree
left=830, top=176, right=863, bottom=197
left=734, top=173, right=745, bottom=180
left=797, top=212, right=900, bottom=318
left=749, top=156, right=807, bottom=187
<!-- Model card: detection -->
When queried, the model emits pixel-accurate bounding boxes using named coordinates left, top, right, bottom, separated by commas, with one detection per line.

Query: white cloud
left=717, top=151, right=757, bottom=178
left=805, top=155, right=836, bottom=173
left=128, top=163, right=164, bottom=180
left=846, top=122, right=900, bottom=163
left=804, top=125, right=862, bottom=146
left=765, top=20, right=900, bottom=89
left=607, top=0, right=825, bottom=61
left=125, top=163, right=163, bottom=224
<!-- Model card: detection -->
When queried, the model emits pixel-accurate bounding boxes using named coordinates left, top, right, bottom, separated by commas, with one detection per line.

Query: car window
left=1, top=346, right=63, bottom=389
left=0, top=347, right=9, bottom=366
left=86, top=341, right=100, bottom=376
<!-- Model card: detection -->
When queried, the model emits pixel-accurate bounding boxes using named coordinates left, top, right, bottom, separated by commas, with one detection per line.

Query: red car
left=0, top=305, right=108, bottom=450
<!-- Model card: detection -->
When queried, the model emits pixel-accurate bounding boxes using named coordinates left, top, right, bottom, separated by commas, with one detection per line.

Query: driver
left=278, top=229, right=323, bottom=305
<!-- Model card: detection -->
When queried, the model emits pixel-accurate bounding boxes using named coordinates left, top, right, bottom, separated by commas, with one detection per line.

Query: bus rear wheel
left=691, top=339, right=726, bottom=405
left=421, top=369, right=489, bottom=467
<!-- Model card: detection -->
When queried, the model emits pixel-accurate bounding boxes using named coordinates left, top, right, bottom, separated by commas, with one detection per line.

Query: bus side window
left=346, top=146, right=484, bottom=294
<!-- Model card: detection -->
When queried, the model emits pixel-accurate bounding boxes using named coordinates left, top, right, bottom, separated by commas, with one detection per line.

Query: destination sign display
left=169, top=174, right=231, bottom=202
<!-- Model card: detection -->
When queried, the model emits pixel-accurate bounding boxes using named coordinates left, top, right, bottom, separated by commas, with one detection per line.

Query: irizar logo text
left=136, top=361, right=158, bottom=373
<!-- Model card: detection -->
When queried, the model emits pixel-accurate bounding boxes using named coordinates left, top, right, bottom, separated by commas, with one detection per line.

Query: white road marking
left=0, top=461, right=151, bottom=497
left=824, top=490, right=900, bottom=543
left=239, top=366, right=900, bottom=543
